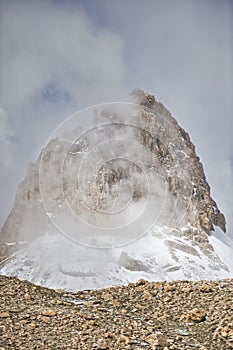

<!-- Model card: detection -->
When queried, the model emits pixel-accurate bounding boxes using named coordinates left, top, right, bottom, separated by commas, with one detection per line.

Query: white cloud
left=0, top=0, right=128, bottom=224
left=0, top=0, right=127, bottom=115
left=100, top=0, right=233, bottom=235
left=0, top=107, right=14, bottom=168
left=0, top=0, right=232, bottom=237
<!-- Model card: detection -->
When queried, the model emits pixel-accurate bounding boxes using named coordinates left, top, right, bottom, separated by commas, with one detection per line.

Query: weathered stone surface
left=144, top=332, right=167, bottom=347
left=180, top=308, right=207, bottom=323
left=0, top=275, right=232, bottom=349
left=96, top=338, right=109, bottom=349
left=132, top=89, right=226, bottom=242
left=41, top=309, right=57, bottom=317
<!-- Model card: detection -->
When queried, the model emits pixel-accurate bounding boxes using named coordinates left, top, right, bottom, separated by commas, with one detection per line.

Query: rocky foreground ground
left=0, top=276, right=232, bottom=350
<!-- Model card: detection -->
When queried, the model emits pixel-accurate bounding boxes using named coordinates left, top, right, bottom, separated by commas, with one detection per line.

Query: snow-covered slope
left=0, top=226, right=232, bottom=292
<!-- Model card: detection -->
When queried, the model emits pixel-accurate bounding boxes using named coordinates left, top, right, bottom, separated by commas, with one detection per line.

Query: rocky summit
left=0, top=90, right=232, bottom=291
left=132, top=89, right=226, bottom=236
left=1, top=90, right=226, bottom=244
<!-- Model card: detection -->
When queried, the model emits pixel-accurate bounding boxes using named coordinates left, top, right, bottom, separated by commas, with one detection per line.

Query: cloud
left=0, top=0, right=232, bottom=237
left=0, top=0, right=128, bottom=113
left=0, top=107, right=14, bottom=167
left=0, top=0, right=128, bottom=224
left=98, top=0, right=233, bottom=235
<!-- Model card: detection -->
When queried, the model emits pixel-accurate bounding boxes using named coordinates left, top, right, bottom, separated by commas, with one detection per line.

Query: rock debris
left=0, top=275, right=232, bottom=349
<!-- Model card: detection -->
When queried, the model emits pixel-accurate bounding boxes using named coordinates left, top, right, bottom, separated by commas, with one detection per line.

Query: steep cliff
left=132, top=89, right=226, bottom=245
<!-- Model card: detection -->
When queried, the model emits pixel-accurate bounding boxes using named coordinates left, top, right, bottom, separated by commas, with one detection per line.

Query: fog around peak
left=0, top=0, right=232, bottom=236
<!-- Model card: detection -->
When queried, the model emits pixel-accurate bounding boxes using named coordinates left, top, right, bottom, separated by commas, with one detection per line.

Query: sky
left=0, top=0, right=232, bottom=236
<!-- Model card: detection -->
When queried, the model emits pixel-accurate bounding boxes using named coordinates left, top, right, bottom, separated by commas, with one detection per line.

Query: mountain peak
left=0, top=91, right=231, bottom=290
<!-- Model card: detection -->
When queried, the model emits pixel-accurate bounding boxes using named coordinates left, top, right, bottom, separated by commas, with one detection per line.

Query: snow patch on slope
left=209, top=226, right=233, bottom=273
left=0, top=226, right=232, bottom=292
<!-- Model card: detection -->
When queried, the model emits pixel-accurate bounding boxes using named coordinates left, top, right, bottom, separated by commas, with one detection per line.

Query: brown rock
left=41, top=309, right=57, bottom=317
left=181, top=308, right=206, bottom=323
left=24, top=293, right=31, bottom=300
left=164, top=285, right=176, bottom=292
left=164, top=296, right=172, bottom=302
left=145, top=332, right=167, bottom=347
left=21, top=319, right=28, bottom=324
left=102, top=293, right=112, bottom=300
left=136, top=279, right=147, bottom=286
left=0, top=312, right=10, bottom=318
left=143, top=290, right=153, bottom=300
left=199, top=285, right=212, bottom=293
left=0, top=325, right=7, bottom=333
left=220, top=326, right=233, bottom=337
left=41, top=316, right=51, bottom=323
left=29, top=322, right=36, bottom=329
left=96, top=338, right=108, bottom=349
left=117, top=334, right=130, bottom=345
left=182, top=287, right=193, bottom=293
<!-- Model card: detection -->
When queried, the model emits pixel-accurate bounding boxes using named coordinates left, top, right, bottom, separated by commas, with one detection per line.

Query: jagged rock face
left=133, top=89, right=226, bottom=236
left=0, top=90, right=226, bottom=259
left=1, top=158, right=50, bottom=244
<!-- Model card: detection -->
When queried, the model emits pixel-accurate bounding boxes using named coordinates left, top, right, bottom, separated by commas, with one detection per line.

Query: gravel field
left=0, top=275, right=232, bottom=350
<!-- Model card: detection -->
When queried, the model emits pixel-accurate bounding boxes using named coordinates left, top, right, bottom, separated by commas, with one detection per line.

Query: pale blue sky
left=0, top=0, right=232, bottom=234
